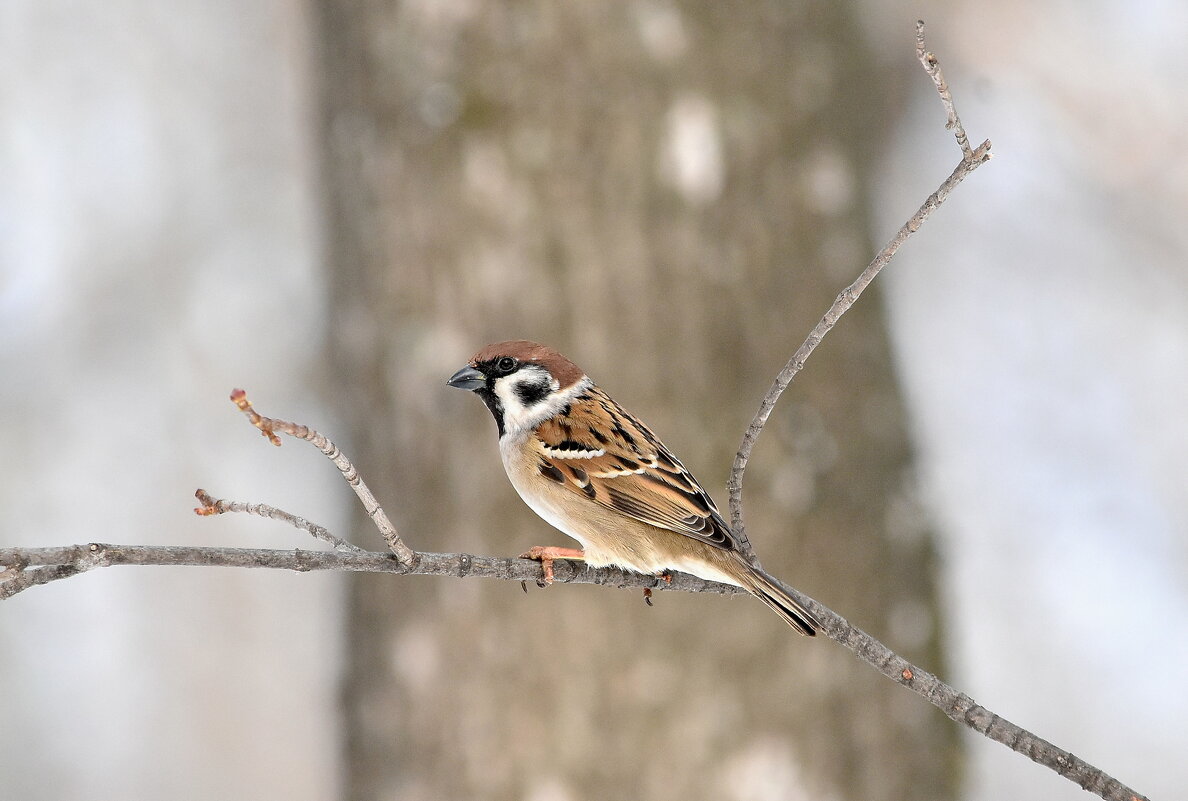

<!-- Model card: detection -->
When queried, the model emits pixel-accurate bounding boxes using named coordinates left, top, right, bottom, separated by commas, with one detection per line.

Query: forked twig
left=228, top=389, right=415, bottom=564
left=726, top=21, right=991, bottom=540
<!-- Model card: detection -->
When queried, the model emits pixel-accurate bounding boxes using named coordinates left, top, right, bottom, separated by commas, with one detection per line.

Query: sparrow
left=447, top=340, right=820, bottom=636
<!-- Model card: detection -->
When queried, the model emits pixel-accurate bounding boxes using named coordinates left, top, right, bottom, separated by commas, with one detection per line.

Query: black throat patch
left=474, top=385, right=506, bottom=437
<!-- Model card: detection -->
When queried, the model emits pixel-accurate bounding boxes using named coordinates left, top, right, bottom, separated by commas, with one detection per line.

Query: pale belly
left=499, top=440, right=743, bottom=587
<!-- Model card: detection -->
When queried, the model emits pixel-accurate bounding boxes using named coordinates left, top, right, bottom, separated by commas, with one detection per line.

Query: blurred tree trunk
left=314, top=2, right=959, bottom=799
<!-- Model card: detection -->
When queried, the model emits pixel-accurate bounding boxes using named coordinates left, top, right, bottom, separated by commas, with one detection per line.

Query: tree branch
left=726, top=21, right=992, bottom=540
left=0, top=21, right=1148, bottom=801
left=0, top=544, right=739, bottom=601
left=0, top=539, right=1152, bottom=801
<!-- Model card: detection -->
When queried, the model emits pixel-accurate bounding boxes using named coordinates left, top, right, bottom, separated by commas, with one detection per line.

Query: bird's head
left=447, top=340, right=589, bottom=438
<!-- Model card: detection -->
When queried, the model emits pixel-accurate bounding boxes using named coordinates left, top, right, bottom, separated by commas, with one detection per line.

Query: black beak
left=446, top=365, right=486, bottom=391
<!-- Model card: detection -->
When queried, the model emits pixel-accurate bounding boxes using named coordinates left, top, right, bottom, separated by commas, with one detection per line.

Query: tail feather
left=743, top=566, right=821, bottom=636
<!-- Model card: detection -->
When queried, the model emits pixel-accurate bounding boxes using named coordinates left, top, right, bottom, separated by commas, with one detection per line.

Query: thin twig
left=916, top=20, right=972, bottom=157
left=229, top=389, right=415, bottom=564
left=0, top=541, right=1151, bottom=801
left=727, top=21, right=992, bottom=540
left=194, top=489, right=367, bottom=554
left=0, top=563, right=82, bottom=599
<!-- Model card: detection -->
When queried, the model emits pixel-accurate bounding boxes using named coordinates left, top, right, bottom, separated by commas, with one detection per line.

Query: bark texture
left=313, top=3, right=958, bottom=798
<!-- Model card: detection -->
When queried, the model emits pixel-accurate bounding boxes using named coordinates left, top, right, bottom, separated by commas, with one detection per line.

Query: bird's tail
left=741, top=565, right=821, bottom=637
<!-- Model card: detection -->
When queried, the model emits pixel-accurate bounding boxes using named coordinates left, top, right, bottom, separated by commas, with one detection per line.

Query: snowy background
left=868, top=4, right=1188, bottom=799
left=1, top=3, right=344, bottom=798
left=2, top=2, right=1184, bottom=800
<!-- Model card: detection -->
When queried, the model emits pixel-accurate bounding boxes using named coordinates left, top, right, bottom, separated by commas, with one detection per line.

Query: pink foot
left=519, top=545, right=585, bottom=585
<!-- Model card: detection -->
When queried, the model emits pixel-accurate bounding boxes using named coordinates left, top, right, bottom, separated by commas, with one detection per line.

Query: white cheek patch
left=495, top=372, right=592, bottom=438
left=494, top=370, right=556, bottom=435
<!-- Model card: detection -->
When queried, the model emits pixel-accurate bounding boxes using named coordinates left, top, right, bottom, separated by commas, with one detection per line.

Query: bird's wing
left=532, top=386, right=737, bottom=551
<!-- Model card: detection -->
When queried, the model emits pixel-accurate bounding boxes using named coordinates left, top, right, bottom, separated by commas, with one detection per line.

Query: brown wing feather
left=533, top=386, right=737, bottom=551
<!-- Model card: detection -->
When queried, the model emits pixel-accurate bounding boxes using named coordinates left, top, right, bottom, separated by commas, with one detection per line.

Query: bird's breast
left=497, top=434, right=743, bottom=587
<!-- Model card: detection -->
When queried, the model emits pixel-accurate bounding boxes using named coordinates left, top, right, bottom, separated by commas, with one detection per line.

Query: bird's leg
left=519, top=545, right=585, bottom=585
left=643, top=571, right=673, bottom=605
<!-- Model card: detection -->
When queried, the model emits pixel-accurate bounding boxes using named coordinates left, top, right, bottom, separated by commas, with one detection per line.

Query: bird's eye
left=496, top=356, right=517, bottom=374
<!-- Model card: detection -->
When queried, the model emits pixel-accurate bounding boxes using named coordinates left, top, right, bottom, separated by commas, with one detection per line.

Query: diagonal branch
left=727, top=21, right=992, bottom=541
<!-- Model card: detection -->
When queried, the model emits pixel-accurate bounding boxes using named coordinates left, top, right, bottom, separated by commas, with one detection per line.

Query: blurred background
left=1, top=2, right=1184, bottom=800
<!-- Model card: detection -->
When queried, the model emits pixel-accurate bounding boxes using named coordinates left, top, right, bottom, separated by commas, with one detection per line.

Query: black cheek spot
left=539, top=462, right=565, bottom=483
left=515, top=380, right=550, bottom=408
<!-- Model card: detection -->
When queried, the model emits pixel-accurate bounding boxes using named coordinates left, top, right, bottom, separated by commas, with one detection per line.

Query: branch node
left=231, top=388, right=281, bottom=446
left=194, top=488, right=222, bottom=516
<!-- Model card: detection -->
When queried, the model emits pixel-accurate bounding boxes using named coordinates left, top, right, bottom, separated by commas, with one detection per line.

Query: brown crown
left=471, top=340, right=585, bottom=388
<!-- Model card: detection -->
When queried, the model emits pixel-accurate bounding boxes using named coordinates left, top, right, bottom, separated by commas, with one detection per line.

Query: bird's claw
left=519, top=545, right=585, bottom=586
